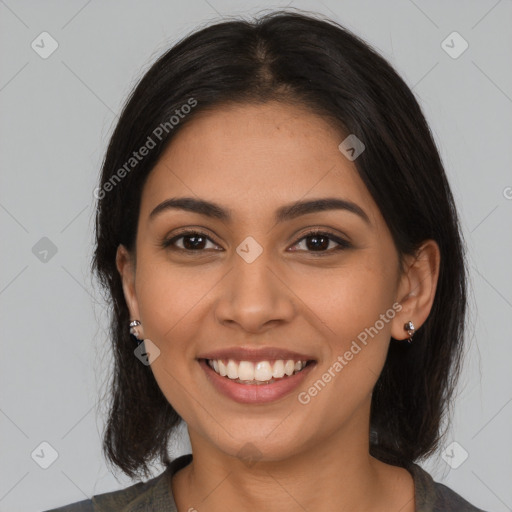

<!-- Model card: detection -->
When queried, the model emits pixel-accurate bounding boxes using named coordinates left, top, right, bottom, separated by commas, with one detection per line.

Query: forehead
left=140, top=101, right=380, bottom=226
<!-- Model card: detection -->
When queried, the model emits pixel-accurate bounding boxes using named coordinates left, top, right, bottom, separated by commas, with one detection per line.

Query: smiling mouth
left=202, top=358, right=315, bottom=385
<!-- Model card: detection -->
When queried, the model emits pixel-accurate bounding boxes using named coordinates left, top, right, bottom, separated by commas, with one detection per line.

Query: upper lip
left=197, top=346, right=316, bottom=362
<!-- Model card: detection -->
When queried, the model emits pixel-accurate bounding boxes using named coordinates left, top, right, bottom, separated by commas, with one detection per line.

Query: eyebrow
left=149, top=196, right=371, bottom=225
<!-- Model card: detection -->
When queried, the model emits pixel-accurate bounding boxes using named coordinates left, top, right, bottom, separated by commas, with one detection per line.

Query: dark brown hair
left=92, top=9, right=467, bottom=478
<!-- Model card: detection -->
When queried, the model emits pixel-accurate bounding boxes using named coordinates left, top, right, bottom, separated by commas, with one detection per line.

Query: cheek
left=135, top=253, right=219, bottom=341
left=292, top=261, right=398, bottom=426
left=134, top=259, right=216, bottom=417
left=133, top=257, right=208, bottom=369
left=293, top=256, right=397, bottom=350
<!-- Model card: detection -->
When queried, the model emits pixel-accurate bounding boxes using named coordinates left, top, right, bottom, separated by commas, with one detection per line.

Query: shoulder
left=44, top=498, right=94, bottom=512
left=433, top=481, right=489, bottom=511
left=42, top=474, right=163, bottom=512
left=44, top=454, right=193, bottom=512
left=407, top=462, right=490, bottom=512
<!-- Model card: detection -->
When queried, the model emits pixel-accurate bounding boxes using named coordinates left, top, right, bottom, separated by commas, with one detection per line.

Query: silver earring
left=404, top=321, right=415, bottom=343
left=129, top=320, right=142, bottom=341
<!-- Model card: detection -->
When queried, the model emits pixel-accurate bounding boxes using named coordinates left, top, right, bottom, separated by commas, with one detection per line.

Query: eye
left=162, top=230, right=221, bottom=252
left=289, top=229, right=352, bottom=255
left=161, top=229, right=352, bottom=255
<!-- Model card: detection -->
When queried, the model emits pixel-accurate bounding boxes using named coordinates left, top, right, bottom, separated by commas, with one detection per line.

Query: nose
left=214, top=250, right=296, bottom=334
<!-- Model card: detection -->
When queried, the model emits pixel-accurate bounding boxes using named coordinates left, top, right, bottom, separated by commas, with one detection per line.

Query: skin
left=117, top=101, right=440, bottom=512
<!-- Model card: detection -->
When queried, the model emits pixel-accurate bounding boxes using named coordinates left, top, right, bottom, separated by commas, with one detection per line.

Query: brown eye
left=162, top=231, right=220, bottom=251
left=180, top=233, right=208, bottom=250
left=162, top=229, right=351, bottom=255
left=290, top=230, right=352, bottom=254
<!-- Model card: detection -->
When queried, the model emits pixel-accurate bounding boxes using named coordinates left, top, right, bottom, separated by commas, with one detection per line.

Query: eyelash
left=161, top=229, right=352, bottom=256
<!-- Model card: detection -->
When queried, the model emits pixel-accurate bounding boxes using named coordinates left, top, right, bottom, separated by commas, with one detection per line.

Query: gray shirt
left=44, top=454, right=488, bottom=512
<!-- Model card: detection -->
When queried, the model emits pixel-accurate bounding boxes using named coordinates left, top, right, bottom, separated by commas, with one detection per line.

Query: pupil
left=307, top=235, right=328, bottom=251
left=184, top=235, right=206, bottom=250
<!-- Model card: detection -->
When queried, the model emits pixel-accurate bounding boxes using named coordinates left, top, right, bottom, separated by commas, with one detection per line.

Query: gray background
left=1, top=1, right=511, bottom=511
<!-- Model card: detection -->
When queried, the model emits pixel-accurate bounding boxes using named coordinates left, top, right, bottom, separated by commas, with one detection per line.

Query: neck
left=171, top=418, right=415, bottom=512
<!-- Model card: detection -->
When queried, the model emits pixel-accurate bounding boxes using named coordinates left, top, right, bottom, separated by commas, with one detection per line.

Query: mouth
left=197, top=348, right=318, bottom=404
left=202, top=358, right=315, bottom=385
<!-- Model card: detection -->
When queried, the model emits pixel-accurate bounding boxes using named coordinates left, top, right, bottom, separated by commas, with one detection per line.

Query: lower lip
left=198, top=359, right=316, bottom=404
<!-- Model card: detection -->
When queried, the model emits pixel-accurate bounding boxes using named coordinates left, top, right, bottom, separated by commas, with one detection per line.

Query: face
left=118, top=101, right=418, bottom=463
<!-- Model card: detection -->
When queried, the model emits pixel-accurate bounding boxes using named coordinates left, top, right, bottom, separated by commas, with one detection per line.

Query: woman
left=47, top=9, right=488, bottom=512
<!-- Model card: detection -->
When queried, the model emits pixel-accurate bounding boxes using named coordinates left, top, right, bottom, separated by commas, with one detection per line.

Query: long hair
left=92, top=9, right=467, bottom=478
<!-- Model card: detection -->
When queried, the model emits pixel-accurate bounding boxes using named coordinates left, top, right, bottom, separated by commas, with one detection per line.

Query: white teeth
left=218, top=360, right=227, bottom=377
left=238, top=361, right=254, bottom=381
left=226, top=360, right=238, bottom=379
left=272, top=360, right=285, bottom=378
left=254, top=361, right=273, bottom=381
left=207, top=358, right=309, bottom=382
left=284, top=360, right=295, bottom=376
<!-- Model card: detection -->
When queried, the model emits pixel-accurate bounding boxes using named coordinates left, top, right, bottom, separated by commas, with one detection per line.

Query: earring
left=129, top=320, right=143, bottom=342
left=404, top=321, right=415, bottom=343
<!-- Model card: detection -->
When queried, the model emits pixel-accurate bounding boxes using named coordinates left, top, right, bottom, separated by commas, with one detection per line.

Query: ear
left=391, top=240, right=440, bottom=341
left=116, top=244, right=144, bottom=337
